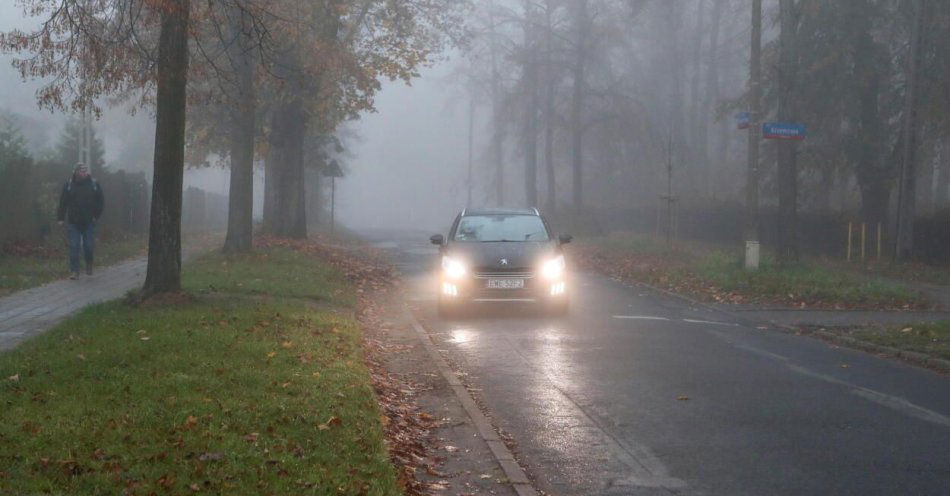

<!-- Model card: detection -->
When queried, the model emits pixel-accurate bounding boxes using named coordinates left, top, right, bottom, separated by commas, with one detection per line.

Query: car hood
left=445, top=241, right=559, bottom=271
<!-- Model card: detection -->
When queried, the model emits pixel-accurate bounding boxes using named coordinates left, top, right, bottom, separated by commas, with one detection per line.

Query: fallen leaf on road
left=677, top=396, right=690, bottom=401
left=479, top=474, right=492, bottom=479
left=444, top=445, right=458, bottom=453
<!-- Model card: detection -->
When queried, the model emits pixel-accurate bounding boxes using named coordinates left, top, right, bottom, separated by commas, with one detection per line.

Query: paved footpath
left=0, top=244, right=211, bottom=351
left=0, top=257, right=150, bottom=351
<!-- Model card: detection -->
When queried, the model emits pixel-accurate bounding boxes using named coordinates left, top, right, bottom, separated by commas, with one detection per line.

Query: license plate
left=487, top=278, right=524, bottom=289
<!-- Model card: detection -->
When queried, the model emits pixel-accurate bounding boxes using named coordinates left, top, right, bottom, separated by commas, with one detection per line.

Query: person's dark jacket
left=57, top=176, right=104, bottom=226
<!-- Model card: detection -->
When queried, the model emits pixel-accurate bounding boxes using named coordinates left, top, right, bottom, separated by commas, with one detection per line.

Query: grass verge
left=572, top=232, right=927, bottom=309
left=0, top=233, right=146, bottom=297
left=0, top=245, right=401, bottom=495
left=838, top=321, right=950, bottom=361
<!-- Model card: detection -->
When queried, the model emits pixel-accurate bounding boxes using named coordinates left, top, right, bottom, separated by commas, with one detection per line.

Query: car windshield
left=453, top=215, right=549, bottom=242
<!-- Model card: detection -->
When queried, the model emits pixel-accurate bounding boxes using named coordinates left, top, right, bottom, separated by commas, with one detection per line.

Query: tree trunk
left=268, top=100, right=308, bottom=239
left=703, top=0, right=724, bottom=198
left=143, top=0, right=190, bottom=297
left=776, top=0, right=799, bottom=263
left=570, top=0, right=589, bottom=211
left=895, top=0, right=925, bottom=261
left=489, top=0, right=505, bottom=205
left=688, top=0, right=707, bottom=196
left=543, top=0, right=556, bottom=213
left=936, top=139, right=949, bottom=208
left=223, top=10, right=256, bottom=253
left=523, top=1, right=539, bottom=208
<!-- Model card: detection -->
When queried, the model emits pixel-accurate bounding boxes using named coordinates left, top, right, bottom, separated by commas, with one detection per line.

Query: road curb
left=404, top=307, right=540, bottom=496
left=791, top=327, right=950, bottom=374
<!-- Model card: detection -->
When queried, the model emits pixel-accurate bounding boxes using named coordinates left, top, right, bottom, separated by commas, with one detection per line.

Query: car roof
left=461, top=207, right=540, bottom=217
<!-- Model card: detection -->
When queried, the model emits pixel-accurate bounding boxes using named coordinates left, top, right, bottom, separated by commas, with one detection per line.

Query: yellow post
left=847, top=222, right=853, bottom=262
left=877, top=223, right=882, bottom=260
left=861, top=223, right=866, bottom=262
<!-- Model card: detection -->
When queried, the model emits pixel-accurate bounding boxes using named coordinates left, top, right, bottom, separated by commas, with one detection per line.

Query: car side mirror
left=430, top=234, right=444, bottom=246
left=558, top=234, right=573, bottom=245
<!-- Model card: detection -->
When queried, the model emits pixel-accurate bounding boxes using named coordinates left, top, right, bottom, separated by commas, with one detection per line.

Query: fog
left=2, top=1, right=950, bottom=261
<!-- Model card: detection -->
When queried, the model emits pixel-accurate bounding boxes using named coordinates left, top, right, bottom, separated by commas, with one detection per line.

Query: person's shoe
left=69, top=272, right=79, bottom=280
left=85, top=266, right=93, bottom=276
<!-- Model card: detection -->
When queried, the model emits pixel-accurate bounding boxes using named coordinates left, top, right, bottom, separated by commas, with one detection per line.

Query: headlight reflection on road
left=448, top=327, right=478, bottom=346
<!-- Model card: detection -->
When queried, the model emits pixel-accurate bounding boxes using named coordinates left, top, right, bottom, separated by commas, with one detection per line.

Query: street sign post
left=762, top=122, right=806, bottom=140
left=735, top=111, right=751, bottom=130
left=322, top=160, right=344, bottom=232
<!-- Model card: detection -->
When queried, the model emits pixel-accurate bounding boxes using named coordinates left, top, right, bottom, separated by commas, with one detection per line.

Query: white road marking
left=612, top=315, right=670, bottom=321
left=776, top=363, right=950, bottom=429
left=682, top=318, right=741, bottom=327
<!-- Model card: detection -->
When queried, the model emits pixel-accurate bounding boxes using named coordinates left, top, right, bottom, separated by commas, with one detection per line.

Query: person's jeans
left=67, top=221, right=96, bottom=273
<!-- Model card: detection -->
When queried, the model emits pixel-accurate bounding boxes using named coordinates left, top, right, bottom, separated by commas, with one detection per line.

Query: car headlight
left=541, top=255, right=565, bottom=280
left=442, top=256, right=466, bottom=279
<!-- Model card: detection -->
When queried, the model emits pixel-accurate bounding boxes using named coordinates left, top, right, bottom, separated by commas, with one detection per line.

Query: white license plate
left=487, top=278, right=524, bottom=289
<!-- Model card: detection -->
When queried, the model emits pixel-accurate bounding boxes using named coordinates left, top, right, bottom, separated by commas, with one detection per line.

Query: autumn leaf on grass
left=182, top=415, right=198, bottom=430
left=266, top=351, right=277, bottom=358
left=318, top=416, right=342, bottom=431
left=8, top=373, right=19, bottom=382
left=243, top=433, right=259, bottom=442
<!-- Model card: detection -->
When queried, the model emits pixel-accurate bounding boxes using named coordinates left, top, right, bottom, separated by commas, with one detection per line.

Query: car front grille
left=473, top=267, right=535, bottom=279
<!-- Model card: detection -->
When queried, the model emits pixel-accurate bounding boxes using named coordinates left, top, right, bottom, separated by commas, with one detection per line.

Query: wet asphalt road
left=366, top=231, right=950, bottom=496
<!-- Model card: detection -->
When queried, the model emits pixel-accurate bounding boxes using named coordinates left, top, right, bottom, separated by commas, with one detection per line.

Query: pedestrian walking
left=57, top=163, right=104, bottom=279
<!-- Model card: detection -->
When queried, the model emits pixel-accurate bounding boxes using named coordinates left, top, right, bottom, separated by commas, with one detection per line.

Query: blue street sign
left=762, top=122, right=806, bottom=140
left=735, top=112, right=751, bottom=130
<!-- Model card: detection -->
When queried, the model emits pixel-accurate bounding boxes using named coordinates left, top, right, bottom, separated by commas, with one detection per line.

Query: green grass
left=693, top=251, right=925, bottom=308
left=578, top=232, right=926, bottom=308
left=849, top=321, right=950, bottom=361
left=0, top=234, right=146, bottom=296
left=0, top=247, right=400, bottom=495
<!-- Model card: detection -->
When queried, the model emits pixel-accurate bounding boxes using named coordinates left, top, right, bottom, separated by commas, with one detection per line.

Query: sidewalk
left=0, top=245, right=210, bottom=351
left=0, top=258, right=148, bottom=351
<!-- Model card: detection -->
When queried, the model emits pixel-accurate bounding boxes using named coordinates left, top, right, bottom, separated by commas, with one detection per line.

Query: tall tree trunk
left=263, top=147, right=279, bottom=233
left=917, top=142, right=936, bottom=216
left=936, top=139, right=949, bottom=208
left=895, top=0, right=925, bottom=261
left=523, top=1, right=539, bottom=208
left=543, top=0, right=556, bottom=213
left=269, top=100, right=308, bottom=239
left=143, top=0, right=190, bottom=297
left=570, top=0, right=589, bottom=211
left=223, top=10, right=256, bottom=253
left=776, top=0, right=800, bottom=263
left=703, top=0, right=724, bottom=198
left=688, top=0, right=707, bottom=196
left=489, top=0, right=505, bottom=205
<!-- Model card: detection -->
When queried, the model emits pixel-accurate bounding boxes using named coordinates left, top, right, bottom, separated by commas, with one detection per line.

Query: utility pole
left=895, top=0, right=925, bottom=261
left=744, top=0, right=762, bottom=270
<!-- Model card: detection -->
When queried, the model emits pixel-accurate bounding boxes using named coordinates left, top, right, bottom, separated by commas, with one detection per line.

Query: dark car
left=430, top=207, right=572, bottom=317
